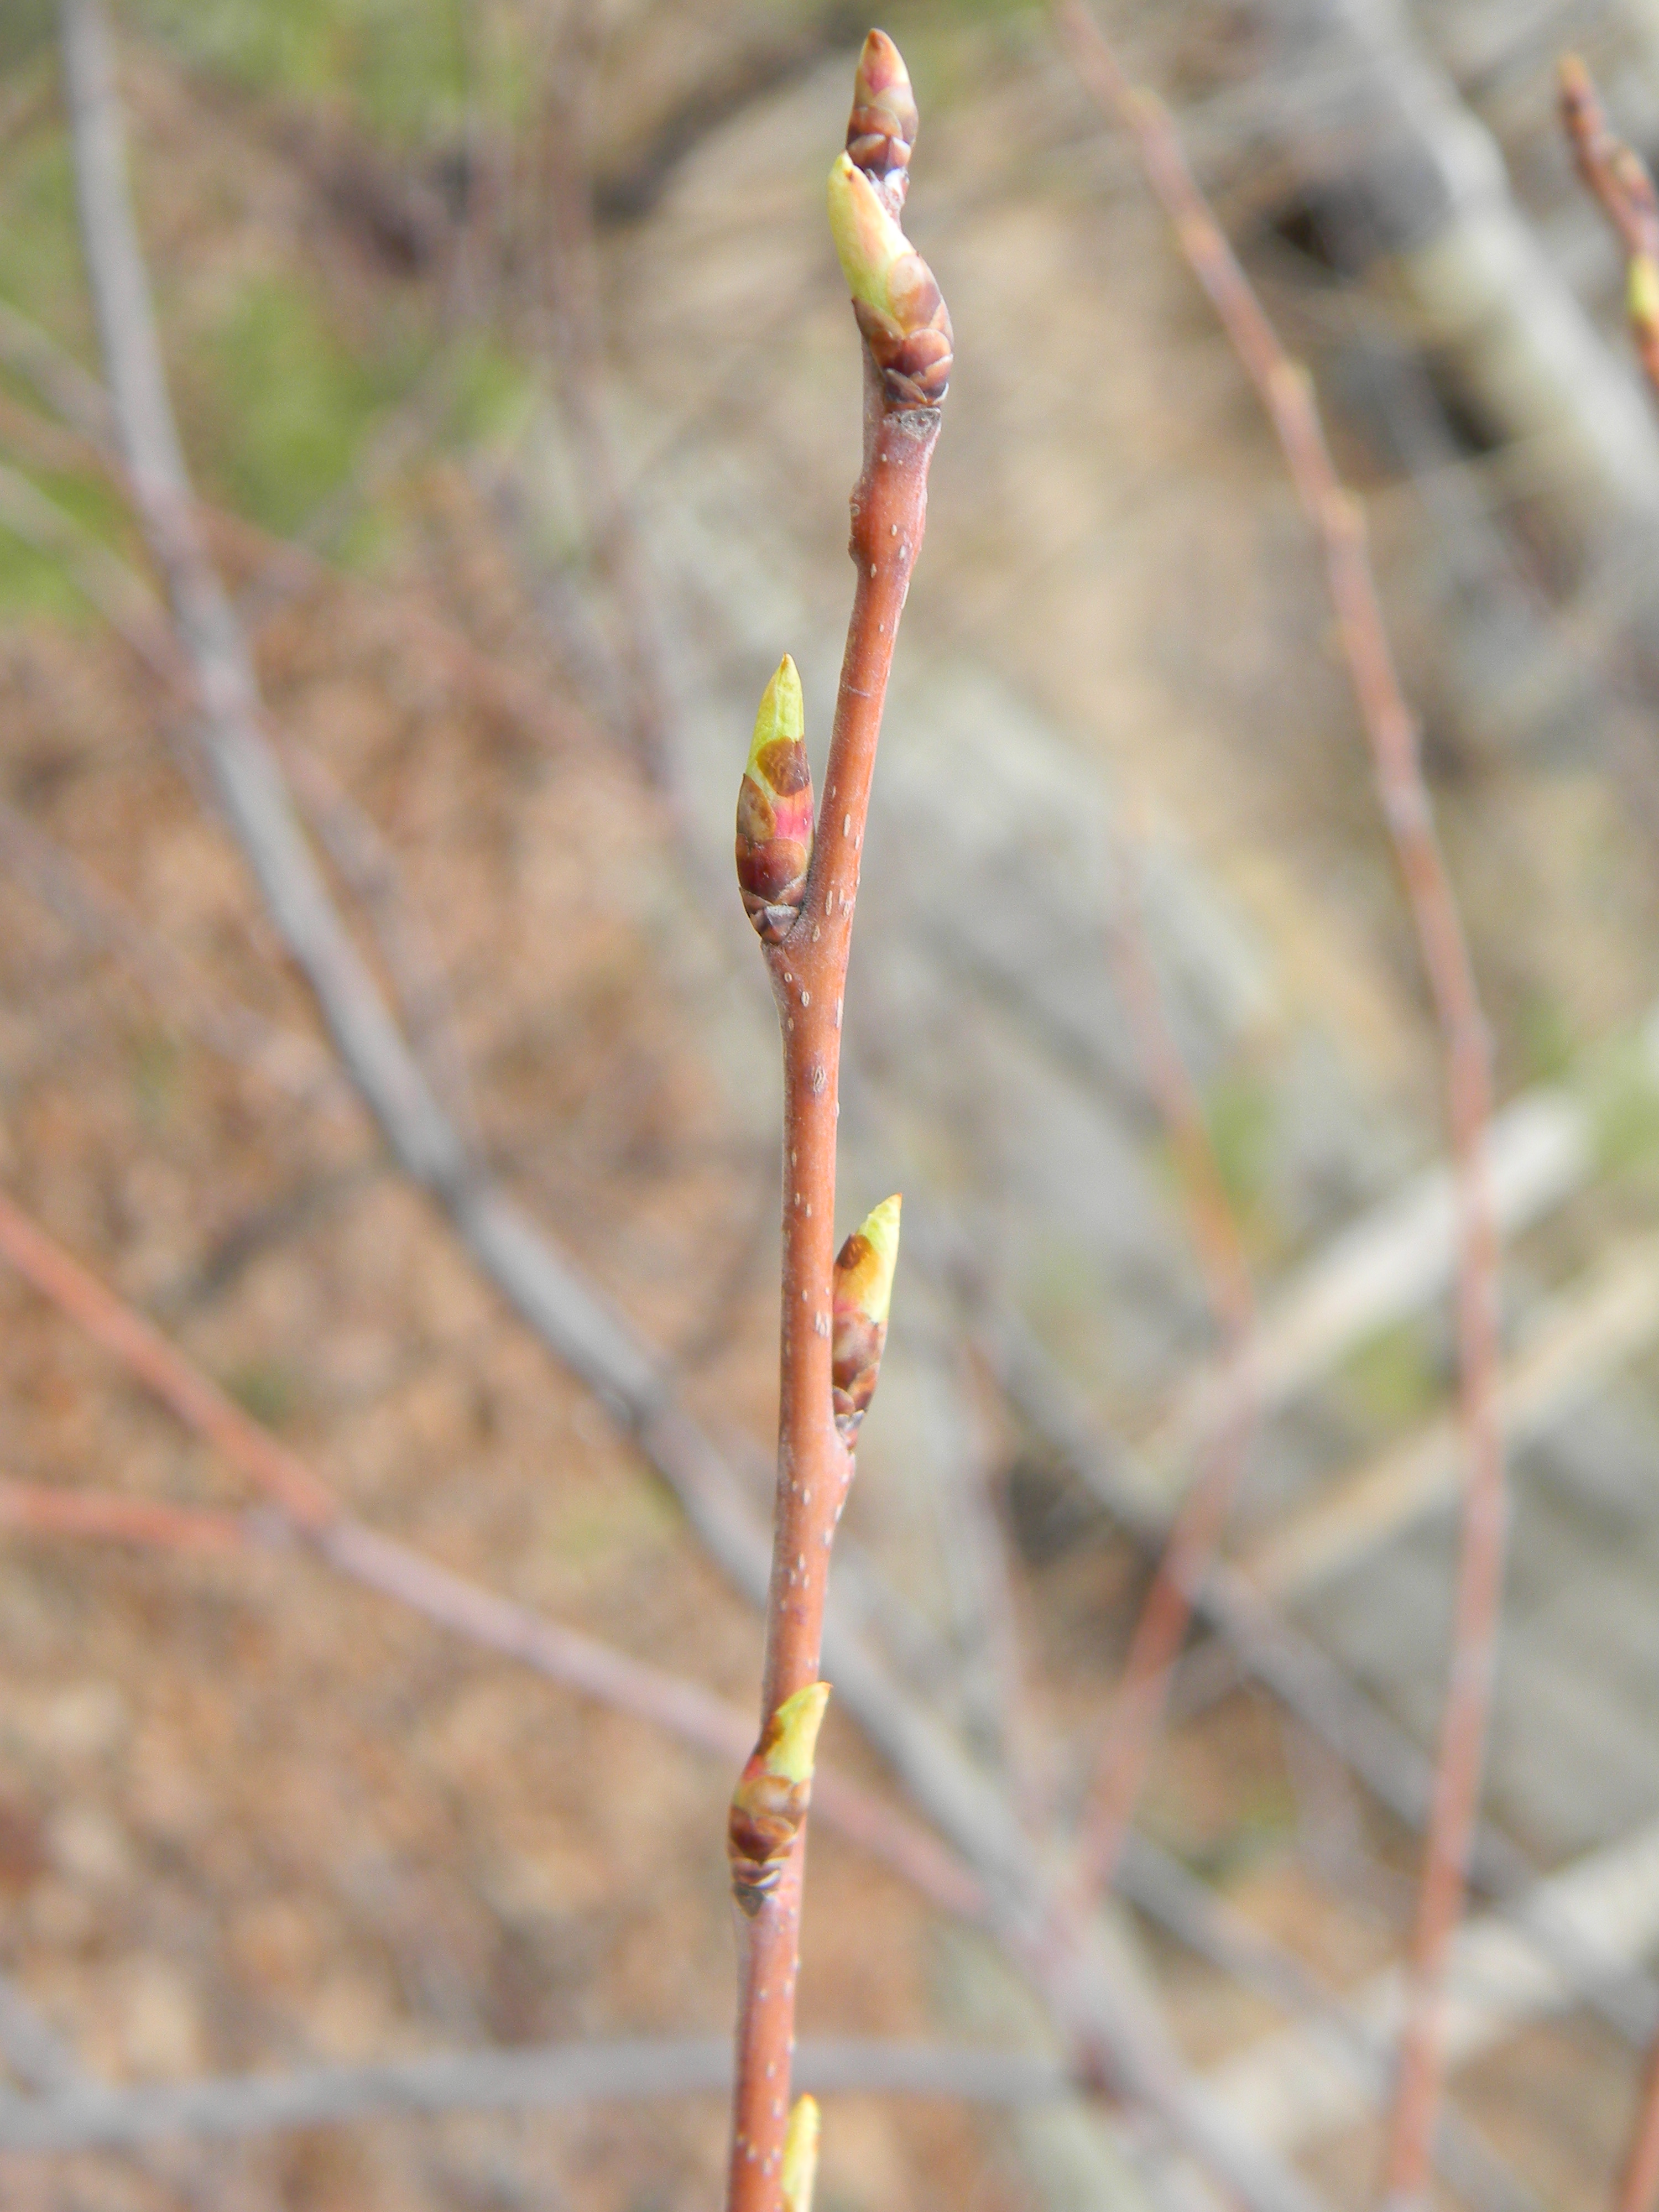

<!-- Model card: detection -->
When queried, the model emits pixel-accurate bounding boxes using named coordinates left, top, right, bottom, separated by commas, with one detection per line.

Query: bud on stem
left=727, top=1681, right=831, bottom=1915
left=736, top=656, right=815, bottom=943
left=782, top=2095, right=821, bottom=2212
left=832, top=1194, right=901, bottom=1439
left=827, top=35, right=952, bottom=413
left=846, top=30, right=917, bottom=197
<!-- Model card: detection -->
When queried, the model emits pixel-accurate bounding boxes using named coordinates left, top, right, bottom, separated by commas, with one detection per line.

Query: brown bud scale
left=727, top=1768, right=811, bottom=1916
left=725, top=1682, right=830, bottom=1916
left=852, top=283, right=953, bottom=412
left=846, top=29, right=918, bottom=191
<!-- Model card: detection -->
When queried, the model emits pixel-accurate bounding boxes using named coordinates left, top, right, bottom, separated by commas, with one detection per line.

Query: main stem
left=724, top=367, right=939, bottom=2212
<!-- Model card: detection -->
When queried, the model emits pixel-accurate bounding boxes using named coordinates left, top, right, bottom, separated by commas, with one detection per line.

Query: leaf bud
left=831, top=1194, right=900, bottom=1439
left=736, top=655, right=814, bottom=943
left=727, top=1681, right=832, bottom=1914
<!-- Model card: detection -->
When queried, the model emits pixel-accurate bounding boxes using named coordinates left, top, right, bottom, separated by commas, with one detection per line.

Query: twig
left=1117, top=1837, right=1540, bottom=2212
left=985, top=1298, right=1659, bottom=2054
left=1202, top=1806, right=1659, bottom=2156
left=0, top=295, right=114, bottom=448
left=1240, top=1233, right=1659, bottom=1600
left=0, top=1478, right=248, bottom=1558
left=1055, top=12, right=1509, bottom=2197
left=916, top=1328, right=1037, bottom=1798
left=1559, top=55, right=1659, bottom=399
left=1073, top=822, right=1258, bottom=1905
left=0, top=289, right=583, bottom=770
left=724, top=36, right=951, bottom=2210
left=1149, top=1079, right=1593, bottom=1492
left=0, top=2037, right=1074, bottom=2156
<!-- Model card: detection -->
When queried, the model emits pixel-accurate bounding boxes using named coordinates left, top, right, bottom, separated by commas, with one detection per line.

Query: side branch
left=1055, top=8, right=1507, bottom=2199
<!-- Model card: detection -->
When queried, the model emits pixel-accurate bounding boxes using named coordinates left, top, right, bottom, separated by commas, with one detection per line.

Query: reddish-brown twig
left=1072, top=823, right=1258, bottom=1905
left=724, top=33, right=951, bottom=2212
left=0, top=1185, right=336, bottom=1531
left=0, top=1195, right=982, bottom=1928
left=1618, top=2026, right=1659, bottom=2212
left=1559, top=56, right=1659, bottom=400
left=0, top=1477, right=248, bottom=1557
left=1055, top=9, right=1507, bottom=2200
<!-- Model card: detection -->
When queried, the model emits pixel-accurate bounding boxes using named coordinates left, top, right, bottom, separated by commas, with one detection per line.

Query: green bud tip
left=782, top=2095, right=821, bottom=2212
left=834, top=1194, right=902, bottom=1329
left=736, top=655, right=815, bottom=943
left=828, top=152, right=911, bottom=322
left=748, top=654, right=805, bottom=778
left=1631, top=253, right=1659, bottom=331
left=831, top=1196, right=900, bottom=1439
left=761, top=1681, right=832, bottom=1786
left=727, top=1683, right=832, bottom=1913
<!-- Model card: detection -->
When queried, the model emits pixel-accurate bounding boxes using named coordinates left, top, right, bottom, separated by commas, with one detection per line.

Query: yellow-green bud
left=832, top=1194, right=900, bottom=1438
left=726, top=1682, right=832, bottom=1914
left=782, top=2095, right=821, bottom=2212
left=827, top=153, right=952, bottom=410
left=736, top=655, right=815, bottom=943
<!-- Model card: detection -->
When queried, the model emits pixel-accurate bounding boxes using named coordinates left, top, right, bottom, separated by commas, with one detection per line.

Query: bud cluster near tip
left=828, top=34, right=952, bottom=410
left=727, top=1681, right=832, bottom=1915
left=735, top=655, right=815, bottom=943
left=832, top=1194, right=901, bottom=1439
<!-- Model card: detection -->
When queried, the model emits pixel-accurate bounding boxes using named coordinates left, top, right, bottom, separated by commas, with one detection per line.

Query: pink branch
left=1055, top=11, right=1507, bottom=2197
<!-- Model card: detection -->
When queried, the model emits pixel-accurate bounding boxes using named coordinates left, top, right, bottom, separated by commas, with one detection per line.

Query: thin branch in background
left=538, top=0, right=677, bottom=789
left=0, top=1478, right=250, bottom=1558
left=1055, top=12, right=1509, bottom=2197
left=0, top=288, right=585, bottom=771
left=0, top=1204, right=981, bottom=1926
left=0, top=444, right=482, bottom=1139
left=0, top=294, right=114, bottom=447
left=1116, top=1835, right=1541, bottom=2212
left=0, top=2037, right=1077, bottom=2157
left=986, top=1292, right=1659, bottom=2054
left=1072, top=817, right=1258, bottom=1907
left=916, top=1327, right=1040, bottom=1811
left=0, top=801, right=336, bottom=1103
